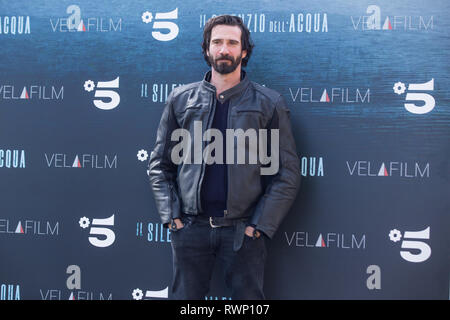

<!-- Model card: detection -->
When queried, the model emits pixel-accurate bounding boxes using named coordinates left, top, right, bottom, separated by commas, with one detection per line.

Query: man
left=148, top=15, right=300, bottom=300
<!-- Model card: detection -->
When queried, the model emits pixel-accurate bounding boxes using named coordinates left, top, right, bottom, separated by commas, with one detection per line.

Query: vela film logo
left=289, top=86, right=370, bottom=104
left=50, top=5, right=122, bottom=32
left=0, top=84, right=64, bottom=100
left=346, top=160, right=430, bottom=179
left=44, top=152, right=118, bottom=169
left=40, top=265, right=113, bottom=300
left=0, top=218, right=59, bottom=237
left=351, top=5, right=433, bottom=31
left=285, top=231, right=366, bottom=250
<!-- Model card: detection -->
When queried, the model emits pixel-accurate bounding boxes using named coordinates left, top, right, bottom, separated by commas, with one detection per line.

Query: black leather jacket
left=148, top=70, right=300, bottom=239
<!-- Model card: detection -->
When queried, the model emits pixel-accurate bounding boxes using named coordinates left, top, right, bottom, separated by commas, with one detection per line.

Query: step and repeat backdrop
left=1, top=0, right=449, bottom=300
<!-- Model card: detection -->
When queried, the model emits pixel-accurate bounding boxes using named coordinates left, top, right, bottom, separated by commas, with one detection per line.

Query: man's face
left=207, top=24, right=247, bottom=75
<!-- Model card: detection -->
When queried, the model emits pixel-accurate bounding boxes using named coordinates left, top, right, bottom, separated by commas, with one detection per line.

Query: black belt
left=188, top=215, right=248, bottom=228
left=181, top=214, right=251, bottom=251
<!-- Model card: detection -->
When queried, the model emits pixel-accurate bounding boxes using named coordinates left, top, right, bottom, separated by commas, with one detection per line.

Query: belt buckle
left=209, top=217, right=220, bottom=228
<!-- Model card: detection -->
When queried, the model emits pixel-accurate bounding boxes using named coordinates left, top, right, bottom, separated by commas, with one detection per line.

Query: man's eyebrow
left=211, top=38, right=240, bottom=42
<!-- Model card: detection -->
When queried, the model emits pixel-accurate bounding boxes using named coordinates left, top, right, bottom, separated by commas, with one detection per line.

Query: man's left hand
left=245, top=225, right=261, bottom=238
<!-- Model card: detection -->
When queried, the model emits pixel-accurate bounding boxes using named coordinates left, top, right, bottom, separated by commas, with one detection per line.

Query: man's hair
left=202, top=15, right=254, bottom=67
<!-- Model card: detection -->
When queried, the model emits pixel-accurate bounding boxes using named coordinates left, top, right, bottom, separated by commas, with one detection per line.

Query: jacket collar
left=202, top=69, right=250, bottom=104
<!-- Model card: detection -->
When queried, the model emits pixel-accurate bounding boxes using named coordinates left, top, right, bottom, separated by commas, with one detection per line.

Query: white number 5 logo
left=142, top=8, right=179, bottom=41
left=389, top=227, right=431, bottom=263
left=84, top=77, right=120, bottom=110
left=79, top=214, right=116, bottom=248
left=393, top=79, right=435, bottom=114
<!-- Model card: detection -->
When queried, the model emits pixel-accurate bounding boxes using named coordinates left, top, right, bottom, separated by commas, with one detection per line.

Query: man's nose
left=219, top=44, right=230, bottom=54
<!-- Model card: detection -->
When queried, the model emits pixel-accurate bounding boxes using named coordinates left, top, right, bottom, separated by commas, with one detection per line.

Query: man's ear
left=242, top=50, right=247, bottom=59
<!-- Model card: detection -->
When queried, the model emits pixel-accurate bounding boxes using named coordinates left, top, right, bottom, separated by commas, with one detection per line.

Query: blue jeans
left=170, top=215, right=267, bottom=300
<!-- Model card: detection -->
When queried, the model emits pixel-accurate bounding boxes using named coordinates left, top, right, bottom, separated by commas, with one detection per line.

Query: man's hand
left=169, top=218, right=184, bottom=230
left=245, top=225, right=261, bottom=238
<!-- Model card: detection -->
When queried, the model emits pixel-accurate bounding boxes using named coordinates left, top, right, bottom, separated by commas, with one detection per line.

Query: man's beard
left=209, top=53, right=243, bottom=74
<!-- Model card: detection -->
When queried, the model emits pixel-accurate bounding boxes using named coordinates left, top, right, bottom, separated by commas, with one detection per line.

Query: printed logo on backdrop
left=0, top=218, right=59, bottom=237
left=131, top=288, right=230, bottom=300
left=142, top=8, right=179, bottom=41
left=50, top=5, right=122, bottom=32
left=45, top=152, right=118, bottom=169
left=389, top=227, right=431, bottom=263
left=0, top=83, right=64, bottom=100
left=79, top=214, right=115, bottom=248
left=200, top=12, right=328, bottom=33
left=140, top=83, right=184, bottom=103
left=0, top=16, right=30, bottom=34
left=300, top=156, right=324, bottom=177
left=285, top=231, right=366, bottom=250
left=140, top=83, right=265, bottom=103
left=137, top=149, right=149, bottom=163
left=1, top=284, right=20, bottom=300
left=136, top=221, right=171, bottom=243
left=40, top=265, right=112, bottom=300
left=0, top=149, right=25, bottom=168
left=346, top=160, right=430, bottom=178
left=289, top=86, right=370, bottom=104
left=351, top=5, right=433, bottom=31
left=137, top=149, right=150, bottom=176
left=132, top=287, right=168, bottom=300
left=84, top=77, right=120, bottom=110
left=393, top=79, right=435, bottom=114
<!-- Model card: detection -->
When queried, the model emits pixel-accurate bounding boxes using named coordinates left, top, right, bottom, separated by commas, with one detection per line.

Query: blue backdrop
left=0, top=0, right=449, bottom=300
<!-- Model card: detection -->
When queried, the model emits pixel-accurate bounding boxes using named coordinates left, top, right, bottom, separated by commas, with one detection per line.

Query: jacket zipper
left=225, top=98, right=232, bottom=217
left=196, top=93, right=216, bottom=214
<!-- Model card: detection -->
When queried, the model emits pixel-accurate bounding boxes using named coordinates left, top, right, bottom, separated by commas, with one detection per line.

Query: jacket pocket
left=174, top=104, right=208, bottom=126
left=234, top=106, right=264, bottom=115
left=232, top=107, right=268, bottom=129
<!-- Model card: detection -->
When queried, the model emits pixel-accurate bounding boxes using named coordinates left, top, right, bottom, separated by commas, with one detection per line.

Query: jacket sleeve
left=250, top=94, right=301, bottom=239
left=148, top=89, right=182, bottom=227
